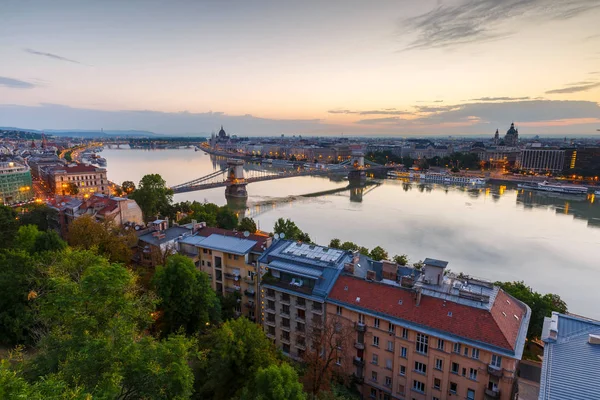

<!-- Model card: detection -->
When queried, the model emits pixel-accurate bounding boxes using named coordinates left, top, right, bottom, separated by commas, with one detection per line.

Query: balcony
left=281, top=323, right=291, bottom=331
left=265, top=305, right=275, bottom=313
left=266, top=332, right=276, bottom=340
left=265, top=291, right=276, bottom=300
left=225, top=285, right=241, bottom=293
left=355, top=322, right=366, bottom=332
left=280, top=308, right=290, bottom=317
left=265, top=318, right=276, bottom=327
left=243, top=277, right=255, bottom=284
left=280, top=334, right=291, bottom=344
left=295, top=341, right=306, bottom=350
left=354, top=341, right=365, bottom=350
left=280, top=295, right=291, bottom=305
left=312, top=305, right=323, bottom=315
left=244, top=289, right=255, bottom=297
left=224, top=273, right=241, bottom=281
left=245, top=302, right=255, bottom=309
left=295, top=313, right=306, bottom=323
left=353, top=357, right=365, bottom=367
left=487, top=365, right=503, bottom=378
left=485, top=388, right=500, bottom=398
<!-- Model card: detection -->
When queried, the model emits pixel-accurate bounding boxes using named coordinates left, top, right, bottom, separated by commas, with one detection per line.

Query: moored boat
left=517, top=181, right=588, bottom=195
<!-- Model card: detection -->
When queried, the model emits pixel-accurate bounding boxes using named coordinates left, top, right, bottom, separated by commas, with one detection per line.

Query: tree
left=33, top=231, right=67, bottom=254
left=0, top=250, right=37, bottom=346
left=67, top=215, right=137, bottom=263
left=122, top=180, right=136, bottom=194
left=338, top=241, right=369, bottom=256
left=15, top=224, right=41, bottom=253
left=216, top=206, right=238, bottom=230
left=129, top=174, right=173, bottom=221
left=274, top=218, right=311, bottom=242
left=197, top=318, right=278, bottom=400
left=18, top=205, right=58, bottom=231
left=219, top=292, right=242, bottom=321
left=153, top=255, right=220, bottom=336
left=65, top=182, right=78, bottom=195
left=369, top=246, right=388, bottom=261
left=302, top=316, right=354, bottom=399
left=329, top=238, right=341, bottom=249
left=393, top=254, right=408, bottom=266
left=496, top=281, right=568, bottom=340
left=238, top=217, right=257, bottom=233
left=0, top=205, right=18, bottom=248
left=242, top=363, right=306, bottom=400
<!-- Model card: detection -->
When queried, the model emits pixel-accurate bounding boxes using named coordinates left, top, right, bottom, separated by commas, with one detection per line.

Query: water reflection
left=516, top=189, right=600, bottom=228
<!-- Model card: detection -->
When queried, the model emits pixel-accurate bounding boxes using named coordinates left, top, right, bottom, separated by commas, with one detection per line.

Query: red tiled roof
left=55, top=164, right=104, bottom=173
left=196, top=226, right=269, bottom=252
left=328, top=275, right=526, bottom=352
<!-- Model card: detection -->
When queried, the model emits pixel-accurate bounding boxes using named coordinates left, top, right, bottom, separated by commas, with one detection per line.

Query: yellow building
left=179, top=226, right=271, bottom=322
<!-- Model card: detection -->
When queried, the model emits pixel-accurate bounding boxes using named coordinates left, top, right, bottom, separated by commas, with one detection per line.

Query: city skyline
left=1, top=0, right=600, bottom=136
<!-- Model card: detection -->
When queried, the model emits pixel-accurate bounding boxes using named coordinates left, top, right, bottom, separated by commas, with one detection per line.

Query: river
left=102, top=147, right=600, bottom=318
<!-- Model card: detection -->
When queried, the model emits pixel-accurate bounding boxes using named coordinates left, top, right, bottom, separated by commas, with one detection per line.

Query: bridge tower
left=348, top=150, right=366, bottom=185
left=225, top=159, right=248, bottom=199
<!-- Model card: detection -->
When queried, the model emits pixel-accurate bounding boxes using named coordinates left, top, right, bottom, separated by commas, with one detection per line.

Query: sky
left=1, top=0, right=600, bottom=136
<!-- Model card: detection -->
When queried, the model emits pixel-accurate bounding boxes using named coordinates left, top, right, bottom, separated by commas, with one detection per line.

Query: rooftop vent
left=502, top=312, right=507, bottom=317
left=344, top=285, right=348, bottom=291
left=589, top=334, right=600, bottom=345
left=398, top=299, right=403, bottom=305
left=514, top=315, right=520, bottom=321
left=355, top=297, right=360, bottom=303
left=448, top=311, right=452, bottom=317
left=506, top=299, right=511, bottom=304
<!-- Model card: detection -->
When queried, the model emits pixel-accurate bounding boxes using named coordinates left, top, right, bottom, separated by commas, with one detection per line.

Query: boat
left=595, top=190, right=600, bottom=195
left=517, top=181, right=588, bottom=195
left=419, top=172, right=487, bottom=186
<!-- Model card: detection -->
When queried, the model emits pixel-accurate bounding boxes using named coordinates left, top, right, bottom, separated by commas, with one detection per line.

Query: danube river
left=103, top=148, right=600, bottom=318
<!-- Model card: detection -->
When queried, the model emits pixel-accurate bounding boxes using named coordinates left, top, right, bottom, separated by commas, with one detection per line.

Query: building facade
left=178, top=225, right=272, bottom=321
left=258, top=240, right=352, bottom=359
left=48, top=163, right=109, bottom=196
left=516, top=148, right=565, bottom=173
left=327, top=259, right=530, bottom=400
left=0, top=161, right=33, bottom=205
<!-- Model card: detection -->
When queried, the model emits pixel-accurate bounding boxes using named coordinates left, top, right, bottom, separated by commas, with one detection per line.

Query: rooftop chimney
left=589, top=334, right=600, bottom=345
left=416, top=288, right=422, bottom=306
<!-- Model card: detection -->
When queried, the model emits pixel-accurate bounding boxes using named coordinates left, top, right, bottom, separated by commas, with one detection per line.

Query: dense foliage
left=274, top=218, right=311, bottom=242
left=129, top=174, right=174, bottom=221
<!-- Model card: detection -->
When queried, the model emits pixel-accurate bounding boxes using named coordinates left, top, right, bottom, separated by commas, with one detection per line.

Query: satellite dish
left=274, top=233, right=280, bottom=239
left=279, top=232, right=285, bottom=239
left=243, top=231, right=250, bottom=237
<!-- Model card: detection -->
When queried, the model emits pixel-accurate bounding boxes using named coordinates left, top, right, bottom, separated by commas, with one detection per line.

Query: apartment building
left=48, top=163, right=109, bottom=196
left=258, top=240, right=352, bottom=359
left=178, top=225, right=271, bottom=321
left=327, top=258, right=530, bottom=400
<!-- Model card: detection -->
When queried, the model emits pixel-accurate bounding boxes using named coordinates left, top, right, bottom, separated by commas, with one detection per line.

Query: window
left=402, top=328, right=409, bottom=339
left=201, top=260, right=205, bottom=266
left=336, top=357, right=342, bottom=366
left=282, top=304, right=290, bottom=315
left=471, top=348, right=480, bottom=359
left=374, top=318, right=380, bottom=328
left=433, top=397, right=440, bottom=400
left=491, top=354, right=502, bottom=368
left=385, top=358, right=393, bottom=370
left=416, top=333, right=429, bottom=354
left=450, top=382, right=457, bottom=394
left=267, top=300, right=275, bottom=310
left=358, top=313, right=365, bottom=324
left=434, top=378, right=441, bottom=390
left=435, top=358, right=443, bottom=370
left=469, top=368, right=477, bottom=381
left=467, top=389, right=475, bottom=400
left=387, top=341, right=394, bottom=352
left=234, top=255, right=239, bottom=260
left=462, top=368, right=467, bottom=377
left=397, top=384, right=405, bottom=395
left=437, top=339, right=444, bottom=351
left=388, top=322, right=395, bottom=334
left=412, top=380, right=425, bottom=393
left=207, top=261, right=211, bottom=267
left=453, top=343, right=461, bottom=353
left=464, top=347, right=469, bottom=356
left=203, top=248, right=208, bottom=254
left=227, top=254, right=232, bottom=259
left=414, top=361, right=427, bottom=374
left=373, top=336, right=380, bottom=347
left=372, top=354, right=379, bottom=365
left=336, top=306, right=342, bottom=315
left=385, top=376, right=392, bottom=387
left=370, top=388, right=377, bottom=398
left=401, top=346, right=407, bottom=358
left=451, top=362, right=459, bottom=374
left=400, top=365, right=406, bottom=375
left=371, top=371, right=378, bottom=382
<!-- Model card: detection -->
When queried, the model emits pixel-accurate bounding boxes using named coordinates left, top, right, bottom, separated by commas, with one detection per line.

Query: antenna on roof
left=274, top=233, right=280, bottom=240
left=243, top=231, right=250, bottom=237
left=279, top=232, right=285, bottom=239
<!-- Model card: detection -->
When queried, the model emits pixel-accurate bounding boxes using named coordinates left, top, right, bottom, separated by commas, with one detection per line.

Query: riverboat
left=517, top=181, right=588, bottom=195
left=419, top=172, right=487, bottom=186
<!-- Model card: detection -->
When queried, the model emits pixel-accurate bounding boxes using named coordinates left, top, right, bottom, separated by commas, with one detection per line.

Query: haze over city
left=1, top=0, right=600, bottom=136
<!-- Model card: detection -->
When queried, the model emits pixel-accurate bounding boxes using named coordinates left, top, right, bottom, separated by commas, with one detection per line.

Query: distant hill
left=0, top=127, right=160, bottom=138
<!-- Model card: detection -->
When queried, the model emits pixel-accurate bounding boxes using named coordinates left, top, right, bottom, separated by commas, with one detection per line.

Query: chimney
left=344, top=262, right=355, bottom=274
left=589, top=334, right=600, bottom=345
left=416, top=288, right=422, bottom=306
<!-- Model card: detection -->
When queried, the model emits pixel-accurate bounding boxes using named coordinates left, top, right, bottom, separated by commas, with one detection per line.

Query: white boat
left=517, top=181, right=588, bottom=195
left=419, top=172, right=487, bottom=186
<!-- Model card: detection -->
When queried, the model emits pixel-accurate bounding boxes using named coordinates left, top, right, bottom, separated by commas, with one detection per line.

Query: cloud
left=24, top=48, right=82, bottom=64
left=414, top=105, right=458, bottom=113
left=402, top=0, right=600, bottom=50
left=469, top=96, right=530, bottom=101
left=0, top=76, right=36, bottom=89
left=356, top=117, right=408, bottom=125
left=545, top=82, right=600, bottom=94
left=328, top=108, right=411, bottom=115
